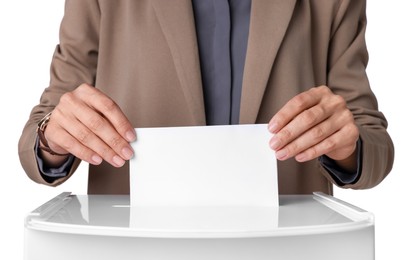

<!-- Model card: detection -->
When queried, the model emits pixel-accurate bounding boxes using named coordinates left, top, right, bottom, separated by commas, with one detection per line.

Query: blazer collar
left=151, top=0, right=206, bottom=125
left=152, top=0, right=297, bottom=125
left=240, top=0, right=297, bottom=124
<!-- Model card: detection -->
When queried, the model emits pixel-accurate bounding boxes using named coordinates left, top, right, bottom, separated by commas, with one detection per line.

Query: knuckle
left=77, top=83, right=91, bottom=92
left=98, top=146, right=112, bottom=160
left=301, top=109, right=318, bottom=126
left=101, top=98, right=118, bottom=112
left=305, top=147, right=318, bottom=159
left=75, top=83, right=96, bottom=99
left=342, top=109, right=354, bottom=121
left=311, top=127, right=326, bottom=141
left=292, top=94, right=308, bottom=109
left=345, top=123, right=359, bottom=139
left=323, top=138, right=337, bottom=152
left=117, top=119, right=131, bottom=132
left=77, top=129, right=92, bottom=144
left=279, top=128, right=293, bottom=140
left=272, top=114, right=285, bottom=127
left=109, top=136, right=123, bottom=148
left=88, top=116, right=105, bottom=132
left=59, top=138, right=74, bottom=153
left=287, top=142, right=301, bottom=156
left=318, top=85, right=331, bottom=94
left=333, top=95, right=346, bottom=107
left=59, top=92, right=75, bottom=105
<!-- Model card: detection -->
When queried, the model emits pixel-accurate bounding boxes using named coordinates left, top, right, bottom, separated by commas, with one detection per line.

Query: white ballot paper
left=130, top=124, right=278, bottom=208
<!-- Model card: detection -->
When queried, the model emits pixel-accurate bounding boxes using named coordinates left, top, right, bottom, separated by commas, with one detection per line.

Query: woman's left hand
left=268, top=85, right=359, bottom=170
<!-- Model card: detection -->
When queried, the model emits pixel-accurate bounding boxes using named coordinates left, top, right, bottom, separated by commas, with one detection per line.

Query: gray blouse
left=192, top=0, right=251, bottom=125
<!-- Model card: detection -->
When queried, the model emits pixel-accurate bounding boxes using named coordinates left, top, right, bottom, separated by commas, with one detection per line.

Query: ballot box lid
left=25, top=192, right=374, bottom=239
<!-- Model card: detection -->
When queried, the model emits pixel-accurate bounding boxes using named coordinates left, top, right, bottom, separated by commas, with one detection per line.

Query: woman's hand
left=268, top=85, right=359, bottom=172
left=40, top=83, right=136, bottom=168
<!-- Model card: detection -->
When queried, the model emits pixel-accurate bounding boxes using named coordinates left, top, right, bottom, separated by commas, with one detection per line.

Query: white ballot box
left=24, top=192, right=374, bottom=260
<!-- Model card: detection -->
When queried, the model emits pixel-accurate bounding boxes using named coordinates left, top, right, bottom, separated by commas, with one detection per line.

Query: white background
left=0, top=1, right=409, bottom=259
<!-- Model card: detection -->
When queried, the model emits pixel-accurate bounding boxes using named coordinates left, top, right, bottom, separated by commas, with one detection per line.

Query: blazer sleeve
left=18, top=0, right=101, bottom=186
left=321, top=0, right=394, bottom=189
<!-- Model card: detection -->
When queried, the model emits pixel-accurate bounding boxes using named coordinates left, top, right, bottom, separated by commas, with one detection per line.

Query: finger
left=64, top=85, right=135, bottom=152
left=58, top=96, right=133, bottom=164
left=268, top=87, right=323, bottom=133
left=56, top=91, right=133, bottom=167
left=58, top=111, right=128, bottom=167
left=274, top=115, right=341, bottom=160
left=76, top=107, right=134, bottom=160
left=294, top=124, right=358, bottom=162
left=75, top=84, right=136, bottom=142
left=46, top=122, right=103, bottom=166
left=269, top=104, right=331, bottom=151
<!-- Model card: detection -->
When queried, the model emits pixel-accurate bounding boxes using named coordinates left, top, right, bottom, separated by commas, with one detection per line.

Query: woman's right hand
left=40, top=83, right=136, bottom=168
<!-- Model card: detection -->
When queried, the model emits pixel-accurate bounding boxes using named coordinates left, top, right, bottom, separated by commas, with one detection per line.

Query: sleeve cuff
left=35, top=137, right=74, bottom=182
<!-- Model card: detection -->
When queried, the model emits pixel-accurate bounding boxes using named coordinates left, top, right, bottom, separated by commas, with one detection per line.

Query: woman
left=19, top=0, right=394, bottom=194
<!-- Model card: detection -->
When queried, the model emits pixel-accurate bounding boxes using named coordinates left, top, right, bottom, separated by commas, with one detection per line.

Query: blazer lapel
left=240, top=0, right=297, bottom=124
left=151, top=0, right=206, bottom=125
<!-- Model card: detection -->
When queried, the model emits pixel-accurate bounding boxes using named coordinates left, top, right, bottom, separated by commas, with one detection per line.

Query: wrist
left=36, top=112, right=69, bottom=157
left=38, top=142, right=70, bottom=168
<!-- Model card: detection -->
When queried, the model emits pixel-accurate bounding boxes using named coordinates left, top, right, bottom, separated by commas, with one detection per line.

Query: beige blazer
left=19, top=0, right=394, bottom=195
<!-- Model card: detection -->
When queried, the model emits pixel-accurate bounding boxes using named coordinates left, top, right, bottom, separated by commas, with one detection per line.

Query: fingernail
left=276, top=150, right=287, bottom=160
left=125, top=130, right=136, bottom=142
left=269, top=122, right=278, bottom=133
left=122, top=147, right=134, bottom=160
left=295, top=153, right=307, bottom=162
left=113, top=155, right=125, bottom=167
left=91, top=155, right=103, bottom=165
left=269, top=137, right=280, bottom=150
